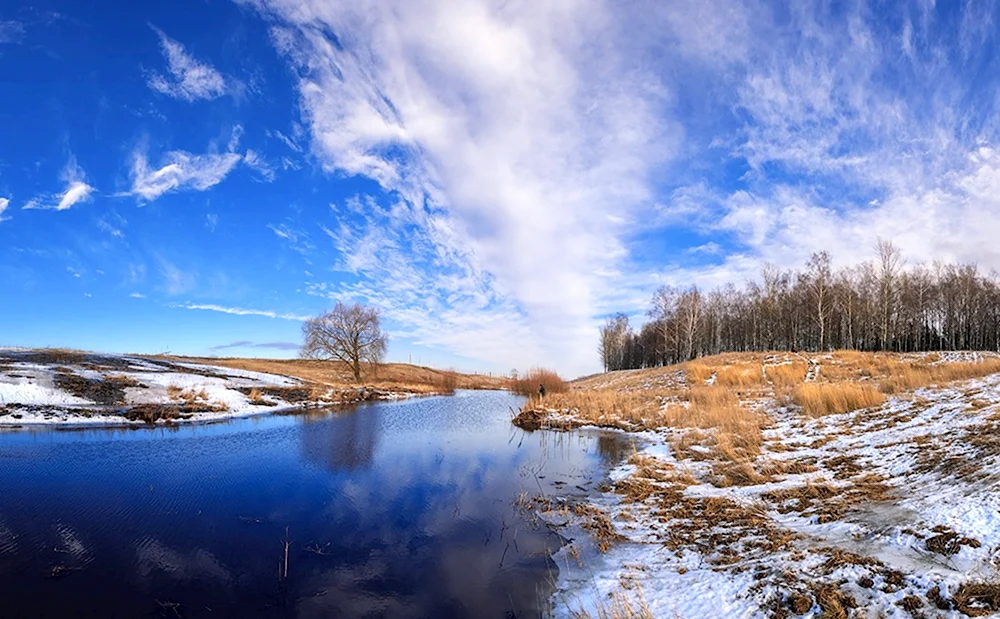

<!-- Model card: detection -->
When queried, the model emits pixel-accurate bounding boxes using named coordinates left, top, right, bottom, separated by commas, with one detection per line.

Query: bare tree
left=678, top=286, right=702, bottom=360
left=876, top=238, right=904, bottom=350
left=648, top=285, right=678, bottom=365
left=806, top=251, right=832, bottom=351
left=597, top=240, right=1000, bottom=372
left=301, top=302, right=388, bottom=382
left=599, top=314, right=632, bottom=371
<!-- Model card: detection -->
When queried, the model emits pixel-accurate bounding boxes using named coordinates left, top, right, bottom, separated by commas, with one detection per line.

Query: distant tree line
left=599, top=240, right=1000, bottom=371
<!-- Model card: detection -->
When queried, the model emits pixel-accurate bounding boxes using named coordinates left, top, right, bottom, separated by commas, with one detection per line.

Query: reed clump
left=512, top=368, right=569, bottom=398
left=439, top=369, right=459, bottom=394
left=715, top=365, right=765, bottom=388
left=793, top=383, right=885, bottom=417
left=878, top=359, right=1000, bottom=394
left=765, top=363, right=808, bottom=389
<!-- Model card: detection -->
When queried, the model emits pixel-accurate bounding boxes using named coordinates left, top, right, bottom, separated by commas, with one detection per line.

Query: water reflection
left=299, top=405, right=378, bottom=472
left=0, top=391, right=631, bottom=618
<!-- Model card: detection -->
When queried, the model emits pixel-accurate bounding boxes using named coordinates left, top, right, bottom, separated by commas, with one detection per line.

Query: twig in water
left=303, top=542, right=332, bottom=556
left=282, top=527, right=290, bottom=580
left=155, top=600, right=183, bottom=618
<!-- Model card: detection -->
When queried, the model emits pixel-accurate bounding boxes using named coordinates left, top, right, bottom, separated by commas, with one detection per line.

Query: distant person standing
left=538, top=383, right=546, bottom=399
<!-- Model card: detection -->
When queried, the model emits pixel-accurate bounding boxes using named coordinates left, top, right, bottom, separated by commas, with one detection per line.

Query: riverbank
left=515, top=351, right=1000, bottom=618
left=0, top=348, right=455, bottom=427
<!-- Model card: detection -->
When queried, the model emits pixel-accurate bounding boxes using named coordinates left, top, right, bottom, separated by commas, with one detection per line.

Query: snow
left=0, top=381, right=92, bottom=407
left=0, top=352, right=307, bottom=427
left=538, top=359, right=1000, bottom=618
left=552, top=545, right=766, bottom=619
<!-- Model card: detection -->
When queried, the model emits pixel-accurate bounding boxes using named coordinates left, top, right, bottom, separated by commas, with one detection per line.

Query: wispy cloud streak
left=179, top=303, right=309, bottom=321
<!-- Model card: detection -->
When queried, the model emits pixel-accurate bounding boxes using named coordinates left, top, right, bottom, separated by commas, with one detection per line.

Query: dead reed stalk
left=793, top=383, right=885, bottom=417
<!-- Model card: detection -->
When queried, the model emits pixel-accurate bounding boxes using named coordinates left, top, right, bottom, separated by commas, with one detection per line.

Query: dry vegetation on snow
left=515, top=350, right=1000, bottom=618
left=170, top=356, right=508, bottom=394
left=0, top=348, right=505, bottom=426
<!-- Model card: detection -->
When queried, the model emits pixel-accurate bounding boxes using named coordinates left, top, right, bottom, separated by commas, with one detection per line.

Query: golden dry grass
left=512, top=367, right=569, bottom=398
left=878, top=359, right=1000, bottom=394
left=715, top=365, right=766, bottom=388
left=527, top=384, right=768, bottom=460
left=166, top=356, right=509, bottom=393
left=246, top=387, right=271, bottom=405
left=765, top=362, right=808, bottom=389
left=793, top=383, right=886, bottom=417
left=527, top=390, right=653, bottom=427
left=685, top=363, right=714, bottom=385
left=568, top=583, right=654, bottom=619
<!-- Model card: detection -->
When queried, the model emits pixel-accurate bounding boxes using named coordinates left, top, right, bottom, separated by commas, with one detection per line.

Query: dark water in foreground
left=0, top=390, right=632, bottom=618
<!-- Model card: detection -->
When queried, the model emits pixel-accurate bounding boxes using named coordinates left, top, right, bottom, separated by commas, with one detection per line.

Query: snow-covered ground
left=0, top=349, right=408, bottom=427
left=534, top=357, right=1000, bottom=618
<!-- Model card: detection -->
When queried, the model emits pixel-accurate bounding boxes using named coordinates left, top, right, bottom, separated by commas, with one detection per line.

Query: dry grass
left=793, top=382, right=885, bottom=417
left=878, top=359, right=1000, bottom=394
left=568, top=582, right=654, bottom=619
left=168, top=385, right=209, bottom=405
left=512, top=367, right=569, bottom=398
left=515, top=390, right=653, bottom=429
left=765, top=362, right=808, bottom=389
left=164, top=356, right=509, bottom=394
left=953, top=582, right=1000, bottom=616
left=668, top=386, right=766, bottom=458
left=685, top=363, right=714, bottom=385
left=246, top=387, right=272, bottom=405
left=439, top=369, right=459, bottom=394
left=715, top=365, right=766, bottom=388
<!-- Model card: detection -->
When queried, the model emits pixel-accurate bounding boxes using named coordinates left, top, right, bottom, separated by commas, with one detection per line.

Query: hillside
left=515, top=350, right=1000, bottom=617
left=168, top=356, right=509, bottom=392
left=0, top=348, right=506, bottom=426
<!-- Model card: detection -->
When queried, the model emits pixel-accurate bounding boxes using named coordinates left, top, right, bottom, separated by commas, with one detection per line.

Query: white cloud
left=147, top=25, right=227, bottom=101
left=129, top=148, right=241, bottom=202
left=243, top=1, right=1000, bottom=375
left=22, top=156, right=95, bottom=211
left=130, top=292, right=146, bottom=299
left=179, top=303, right=309, bottom=321
left=243, top=149, right=276, bottom=181
left=0, top=197, right=9, bottom=222
left=159, top=260, right=195, bottom=295
left=0, top=20, right=24, bottom=44
left=245, top=0, right=679, bottom=376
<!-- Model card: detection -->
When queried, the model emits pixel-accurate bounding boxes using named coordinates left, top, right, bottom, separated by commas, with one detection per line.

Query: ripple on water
left=0, top=391, right=631, bottom=617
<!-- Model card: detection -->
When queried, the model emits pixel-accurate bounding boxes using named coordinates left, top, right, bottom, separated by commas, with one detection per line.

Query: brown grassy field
left=514, top=349, right=1000, bottom=470
left=166, top=356, right=509, bottom=394
left=515, top=349, right=1000, bottom=616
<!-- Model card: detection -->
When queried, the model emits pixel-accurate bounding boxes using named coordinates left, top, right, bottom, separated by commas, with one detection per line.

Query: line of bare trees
left=600, top=240, right=1000, bottom=371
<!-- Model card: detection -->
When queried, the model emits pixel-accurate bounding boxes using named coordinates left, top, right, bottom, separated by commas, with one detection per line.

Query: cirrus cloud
left=147, top=25, right=229, bottom=102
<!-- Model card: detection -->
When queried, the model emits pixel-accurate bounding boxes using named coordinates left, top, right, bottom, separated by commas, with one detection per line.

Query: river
left=0, top=390, right=631, bottom=618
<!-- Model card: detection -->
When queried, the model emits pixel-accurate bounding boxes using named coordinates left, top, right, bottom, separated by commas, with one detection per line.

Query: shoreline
left=516, top=351, right=1000, bottom=617
left=0, top=349, right=447, bottom=430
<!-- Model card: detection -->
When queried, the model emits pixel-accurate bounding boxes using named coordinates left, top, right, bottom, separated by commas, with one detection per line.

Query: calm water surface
left=0, top=390, right=631, bottom=618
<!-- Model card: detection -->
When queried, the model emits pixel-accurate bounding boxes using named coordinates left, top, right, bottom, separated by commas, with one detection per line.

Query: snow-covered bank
left=524, top=352, right=1000, bottom=618
left=0, top=349, right=419, bottom=427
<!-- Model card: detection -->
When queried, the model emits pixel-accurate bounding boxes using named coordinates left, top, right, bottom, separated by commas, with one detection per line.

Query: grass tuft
left=511, top=368, right=568, bottom=398
left=793, top=383, right=885, bottom=417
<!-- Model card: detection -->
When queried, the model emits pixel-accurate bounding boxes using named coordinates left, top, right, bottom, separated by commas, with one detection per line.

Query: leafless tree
left=301, top=302, right=388, bottom=382
left=598, top=241, right=1000, bottom=371
left=599, top=314, right=632, bottom=371
left=648, top=286, right=678, bottom=365
left=806, top=252, right=832, bottom=351
left=876, top=238, right=904, bottom=350
left=678, top=286, right=702, bottom=360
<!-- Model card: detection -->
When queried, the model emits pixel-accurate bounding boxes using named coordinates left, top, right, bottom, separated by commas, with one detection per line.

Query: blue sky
left=4, top=1, right=1000, bottom=377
